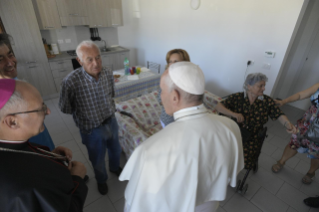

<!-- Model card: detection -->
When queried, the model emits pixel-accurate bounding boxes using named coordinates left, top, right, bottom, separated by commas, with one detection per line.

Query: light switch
left=57, top=39, right=64, bottom=44
left=262, top=63, right=271, bottom=70
left=65, top=39, right=71, bottom=43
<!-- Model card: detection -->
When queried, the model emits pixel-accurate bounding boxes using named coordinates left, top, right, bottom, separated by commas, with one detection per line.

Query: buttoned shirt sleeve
left=59, top=78, right=75, bottom=114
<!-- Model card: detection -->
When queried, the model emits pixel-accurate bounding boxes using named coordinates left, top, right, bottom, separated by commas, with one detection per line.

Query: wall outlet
left=57, top=39, right=64, bottom=44
left=262, top=62, right=271, bottom=70
left=265, top=51, right=275, bottom=58
left=65, top=39, right=71, bottom=43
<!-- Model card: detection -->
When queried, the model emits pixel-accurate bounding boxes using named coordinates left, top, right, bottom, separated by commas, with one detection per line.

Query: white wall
left=118, top=0, right=305, bottom=97
left=41, top=26, right=119, bottom=52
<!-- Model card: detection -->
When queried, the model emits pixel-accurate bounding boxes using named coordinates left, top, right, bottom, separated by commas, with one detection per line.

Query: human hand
left=69, top=161, right=87, bottom=179
left=232, top=113, right=245, bottom=123
left=274, top=99, right=285, bottom=107
left=52, top=146, right=73, bottom=161
left=285, top=122, right=297, bottom=134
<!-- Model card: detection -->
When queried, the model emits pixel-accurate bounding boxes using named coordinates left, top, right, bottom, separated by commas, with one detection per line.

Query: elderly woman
left=272, top=83, right=319, bottom=185
left=157, top=49, right=190, bottom=128
left=216, top=73, right=296, bottom=170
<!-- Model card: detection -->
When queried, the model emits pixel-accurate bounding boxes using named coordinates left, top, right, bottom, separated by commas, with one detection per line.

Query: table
left=113, top=68, right=161, bottom=101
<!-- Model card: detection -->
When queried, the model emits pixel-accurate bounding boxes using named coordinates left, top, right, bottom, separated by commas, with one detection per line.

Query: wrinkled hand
left=285, top=122, right=297, bottom=134
left=274, top=99, right=284, bottom=107
left=69, top=161, right=87, bottom=179
left=52, top=146, right=73, bottom=161
left=232, top=113, right=245, bottom=123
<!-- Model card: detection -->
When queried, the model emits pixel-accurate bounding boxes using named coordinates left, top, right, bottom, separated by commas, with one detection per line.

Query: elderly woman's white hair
left=76, top=40, right=100, bottom=62
left=243, top=73, right=268, bottom=92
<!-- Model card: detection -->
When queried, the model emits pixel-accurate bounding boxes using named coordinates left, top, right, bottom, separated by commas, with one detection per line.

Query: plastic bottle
left=124, top=57, right=130, bottom=75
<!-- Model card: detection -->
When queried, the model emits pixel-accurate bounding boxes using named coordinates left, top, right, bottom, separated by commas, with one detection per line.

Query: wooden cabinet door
left=108, top=0, right=123, bottom=27
left=56, top=0, right=88, bottom=26
left=0, top=0, right=57, bottom=95
left=56, top=0, right=88, bottom=17
left=101, top=54, right=115, bottom=69
left=32, top=0, right=62, bottom=30
left=86, top=0, right=110, bottom=28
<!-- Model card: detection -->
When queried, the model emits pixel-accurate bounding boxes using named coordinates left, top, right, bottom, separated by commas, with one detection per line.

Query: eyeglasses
left=9, top=103, right=48, bottom=116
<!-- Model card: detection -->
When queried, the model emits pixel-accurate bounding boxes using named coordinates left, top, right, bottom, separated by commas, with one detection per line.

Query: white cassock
left=119, top=104, right=244, bottom=212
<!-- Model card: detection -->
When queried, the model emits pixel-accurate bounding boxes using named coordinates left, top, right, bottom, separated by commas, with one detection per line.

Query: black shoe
left=110, top=167, right=123, bottom=177
left=97, top=183, right=108, bottom=195
left=83, top=175, right=89, bottom=184
left=304, top=196, right=319, bottom=208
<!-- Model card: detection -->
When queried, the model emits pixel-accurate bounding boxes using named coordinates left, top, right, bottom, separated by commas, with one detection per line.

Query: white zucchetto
left=168, top=62, right=205, bottom=95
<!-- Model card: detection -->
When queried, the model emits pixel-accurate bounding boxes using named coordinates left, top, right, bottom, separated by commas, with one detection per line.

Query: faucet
left=101, top=40, right=107, bottom=51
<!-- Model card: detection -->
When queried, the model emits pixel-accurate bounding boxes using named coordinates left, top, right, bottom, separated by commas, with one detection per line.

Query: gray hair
left=244, top=73, right=268, bottom=91
left=164, top=73, right=203, bottom=104
left=0, top=90, right=28, bottom=120
left=76, top=40, right=100, bottom=62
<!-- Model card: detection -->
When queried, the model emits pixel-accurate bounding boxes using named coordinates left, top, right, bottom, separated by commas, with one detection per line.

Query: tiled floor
left=45, top=97, right=318, bottom=212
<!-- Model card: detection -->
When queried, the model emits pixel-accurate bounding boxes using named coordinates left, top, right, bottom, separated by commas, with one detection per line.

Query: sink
left=100, top=48, right=111, bottom=52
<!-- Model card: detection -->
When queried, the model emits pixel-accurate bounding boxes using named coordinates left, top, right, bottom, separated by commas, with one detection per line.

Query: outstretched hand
left=285, top=122, right=297, bottom=134
left=274, top=99, right=284, bottom=107
left=232, top=113, right=245, bottom=123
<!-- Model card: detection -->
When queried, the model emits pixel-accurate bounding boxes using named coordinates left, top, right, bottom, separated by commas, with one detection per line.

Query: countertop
left=48, top=46, right=129, bottom=62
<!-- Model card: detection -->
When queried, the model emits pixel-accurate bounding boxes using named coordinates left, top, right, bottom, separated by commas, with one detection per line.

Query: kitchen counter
left=48, top=46, right=129, bottom=62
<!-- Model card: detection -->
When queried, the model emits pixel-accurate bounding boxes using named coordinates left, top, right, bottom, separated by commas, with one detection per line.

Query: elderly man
left=119, top=62, right=244, bottom=212
left=0, top=33, right=55, bottom=150
left=0, top=79, right=88, bottom=212
left=59, top=40, right=122, bottom=195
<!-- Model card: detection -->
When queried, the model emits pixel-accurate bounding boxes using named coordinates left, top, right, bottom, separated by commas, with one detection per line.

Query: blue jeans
left=80, top=115, right=122, bottom=183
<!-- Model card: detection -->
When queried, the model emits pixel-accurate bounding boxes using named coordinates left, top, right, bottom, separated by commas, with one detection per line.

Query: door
left=289, top=26, right=319, bottom=110
left=33, top=0, right=62, bottom=30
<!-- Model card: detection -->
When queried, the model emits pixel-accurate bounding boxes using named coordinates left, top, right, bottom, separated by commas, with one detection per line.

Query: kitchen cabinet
left=101, top=54, right=115, bottom=70
left=55, top=0, right=89, bottom=26
left=32, top=0, right=62, bottom=30
left=49, top=59, right=73, bottom=92
left=109, top=0, right=123, bottom=27
left=114, top=51, right=129, bottom=69
left=86, top=0, right=111, bottom=28
left=0, top=0, right=57, bottom=95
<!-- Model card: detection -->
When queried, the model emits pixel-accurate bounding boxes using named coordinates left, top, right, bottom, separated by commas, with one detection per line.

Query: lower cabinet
left=49, top=59, right=74, bottom=92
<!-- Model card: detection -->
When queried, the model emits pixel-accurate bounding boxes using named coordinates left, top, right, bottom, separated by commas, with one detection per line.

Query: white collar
left=173, top=104, right=206, bottom=120
left=0, top=139, right=27, bottom=144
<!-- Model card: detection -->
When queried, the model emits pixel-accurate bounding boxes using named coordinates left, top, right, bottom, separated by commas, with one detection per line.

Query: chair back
left=147, top=61, right=161, bottom=74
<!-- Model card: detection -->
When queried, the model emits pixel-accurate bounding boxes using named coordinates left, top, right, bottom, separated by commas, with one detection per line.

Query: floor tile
left=268, top=135, right=290, bottom=150
left=234, top=177, right=261, bottom=200
left=287, top=207, right=298, bottom=212
left=271, top=148, right=300, bottom=169
left=223, top=194, right=262, bottom=212
left=219, top=185, right=236, bottom=206
left=261, top=142, right=278, bottom=156
left=72, top=151, right=89, bottom=164
left=113, top=197, right=125, bottom=212
left=83, top=177, right=103, bottom=207
left=299, top=180, right=319, bottom=197
left=51, top=129, right=74, bottom=145
left=59, top=139, right=81, bottom=154
left=258, top=152, right=277, bottom=172
left=84, top=195, right=117, bottom=212
left=216, top=206, right=227, bottom=212
left=249, top=167, right=284, bottom=195
left=275, top=165, right=304, bottom=190
left=251, top=188, right=289, bottom=212
left=294, top=159, right=311, bottom=175
left=276, top=183, right=310, bottom=212
left=107, top=177, right=128, bottom=203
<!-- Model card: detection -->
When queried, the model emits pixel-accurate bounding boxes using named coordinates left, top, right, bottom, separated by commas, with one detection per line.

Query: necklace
left=0, top=146, right=69, bottom=166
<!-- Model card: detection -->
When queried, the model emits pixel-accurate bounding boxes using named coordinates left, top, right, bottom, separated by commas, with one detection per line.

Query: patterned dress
left=222, top=92, right=284, bottom=169
left=289, top=104, right=319, bottom=158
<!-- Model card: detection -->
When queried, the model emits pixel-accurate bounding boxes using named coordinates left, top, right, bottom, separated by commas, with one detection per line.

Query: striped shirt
left=59, top=67, right=115, bottom=131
